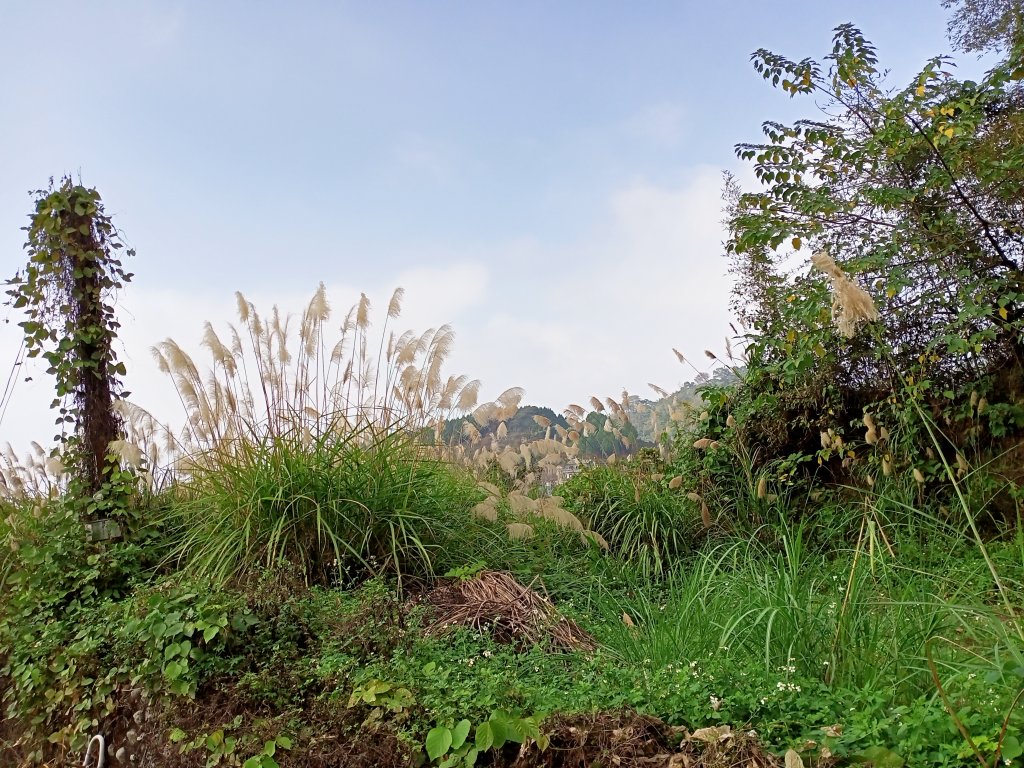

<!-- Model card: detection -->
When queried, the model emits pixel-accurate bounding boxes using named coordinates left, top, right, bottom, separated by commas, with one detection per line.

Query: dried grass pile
left=424, top=571, right=595, bottom=651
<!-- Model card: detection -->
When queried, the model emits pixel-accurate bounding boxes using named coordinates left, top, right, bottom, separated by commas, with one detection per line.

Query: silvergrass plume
left=810, top=251, right=879, bottom=338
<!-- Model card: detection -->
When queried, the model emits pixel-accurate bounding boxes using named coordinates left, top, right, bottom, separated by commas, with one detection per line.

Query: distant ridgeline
left=442, top=404, right=647, bottom=459
left=442, top=366, right=741, bottom=457
left=626, top=367, right=742, bottom=444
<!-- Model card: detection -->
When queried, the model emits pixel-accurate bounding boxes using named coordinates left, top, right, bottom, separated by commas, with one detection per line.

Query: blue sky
left=0, top=1, right=983, bottom=449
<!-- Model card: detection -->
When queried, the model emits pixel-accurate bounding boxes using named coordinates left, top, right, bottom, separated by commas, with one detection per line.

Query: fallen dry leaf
left=688, top=724, right=732, bottom=743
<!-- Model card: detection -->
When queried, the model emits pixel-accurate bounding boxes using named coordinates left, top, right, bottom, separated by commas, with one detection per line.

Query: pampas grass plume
left=387, top=287, right=405, bottom=319
left=355, top=293, right=371, bottom=329
left=701, top=500, right=712, bottom=528
left=864, top=413, right=878, bottom=445
left=810, top=251, right=880, bottom=338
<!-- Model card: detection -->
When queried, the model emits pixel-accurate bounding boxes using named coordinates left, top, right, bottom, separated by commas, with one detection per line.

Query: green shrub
left=558, top=464, right=701, bottom=577
left=166, top=425, right=480, bottom=587
left=0, top=500, right=165, bottom=760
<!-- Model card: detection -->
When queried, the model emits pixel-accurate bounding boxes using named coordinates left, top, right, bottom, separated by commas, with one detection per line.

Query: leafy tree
left=943, top=0, right=1023, bottom=54
left=6, top=178, right=135, bottom=520
left=728, top=24, right=1024, bottom=403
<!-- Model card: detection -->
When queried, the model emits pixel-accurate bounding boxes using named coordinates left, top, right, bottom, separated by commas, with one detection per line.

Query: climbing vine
left=5, top=178, right=136, bottom=522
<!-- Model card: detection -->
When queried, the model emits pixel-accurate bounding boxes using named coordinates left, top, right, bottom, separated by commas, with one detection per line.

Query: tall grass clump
left=153, top=285, right=487, bottom=586
left=559, top=463, right=702, bottom=578
left=595, top=510, right=1017, bottom=701
left=168, top=425, right=480, bottom=585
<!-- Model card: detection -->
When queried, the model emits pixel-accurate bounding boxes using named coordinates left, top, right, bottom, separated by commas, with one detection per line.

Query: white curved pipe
left=83, top=734, right=106, bottom=768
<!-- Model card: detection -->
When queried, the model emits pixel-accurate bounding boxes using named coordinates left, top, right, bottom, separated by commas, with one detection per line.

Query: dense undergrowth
left=3, top=436, right=1023, bottom=766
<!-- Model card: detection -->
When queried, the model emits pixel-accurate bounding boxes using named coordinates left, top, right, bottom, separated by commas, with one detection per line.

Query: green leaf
left=488, top=711, right=513, bottom=747
left=451, top=719, right=471, bottom=750
left=1002, top=734, right=1022, bottom=761
left=164, top=660, right=182, bottom=680
left=474, top=721, right=493, bottom=752
left=275, top=736, right=292, bottom=750
left=426, top=727, right=453, bottom=761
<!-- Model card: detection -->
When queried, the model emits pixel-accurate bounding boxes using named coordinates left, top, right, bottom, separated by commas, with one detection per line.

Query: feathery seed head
left=308, top=282, right=330, bottom=323
left=811, top=250, right=879, bottom=338
left=235, top=291, right=250, bottom=323
left=457, top=380, right=481, bottom=412
left=355, top=293, right=371, bottom=330
left=387, top=287, right=405, bottom=319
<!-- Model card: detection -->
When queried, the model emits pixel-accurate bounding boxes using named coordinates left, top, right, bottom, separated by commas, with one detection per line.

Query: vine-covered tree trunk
left=67, top=211, right=123, bottom=497
left=6, top=178, right=135, bottom=521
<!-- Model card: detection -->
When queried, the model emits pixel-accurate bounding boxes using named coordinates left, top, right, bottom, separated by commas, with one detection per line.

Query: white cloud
left=440, top=165, right=736, bottom=409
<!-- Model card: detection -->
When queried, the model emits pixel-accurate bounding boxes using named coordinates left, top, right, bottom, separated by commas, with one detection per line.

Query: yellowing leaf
left=792, top=237, right=802, bottom=250
left=916, top=84, right=926, bottom=96
left=999, top=307, right=1009, bottom=320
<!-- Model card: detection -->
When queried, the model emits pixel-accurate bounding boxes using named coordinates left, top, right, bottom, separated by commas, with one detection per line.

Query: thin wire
left=0, top=337, right=26, bottom=432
